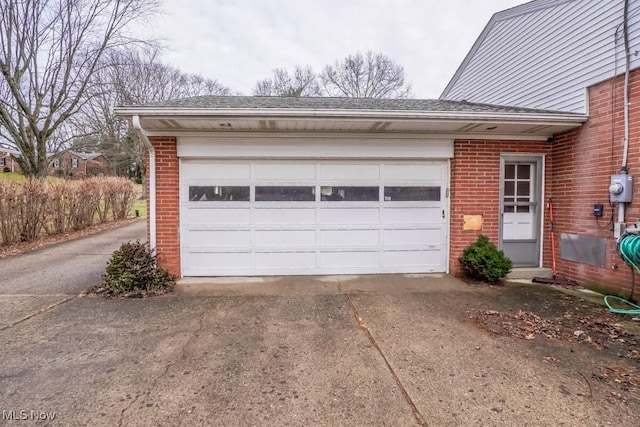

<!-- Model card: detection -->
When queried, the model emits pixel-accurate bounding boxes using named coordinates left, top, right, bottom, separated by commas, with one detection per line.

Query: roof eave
left=114, top=107, right=587, bottom=125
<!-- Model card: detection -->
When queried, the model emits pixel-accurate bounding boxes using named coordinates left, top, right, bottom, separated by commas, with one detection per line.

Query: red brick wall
left=0, top=153, right=21, bottom=173
left=450, top=70, right=640, bottom=297
left=548, top=68, right=640, bottom=296
left=149, top=137, right=181, bottom=277
left=47, top=153, right=108, bottom=178
left=449, top=140, right=552, bottom=276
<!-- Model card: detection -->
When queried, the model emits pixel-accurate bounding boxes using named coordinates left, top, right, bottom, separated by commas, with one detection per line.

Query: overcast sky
left=149, top=0, right=526, bottom=99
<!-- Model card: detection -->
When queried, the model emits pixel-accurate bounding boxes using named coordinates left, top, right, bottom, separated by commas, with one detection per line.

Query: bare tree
left=320, top=51, right=412, bottom=99
left=0, top=0, right=158, bottom=176
left=74, top=47, right=233, bottom=179
left=253, top=66, right=321, bottom=97
left=105, top=48, right=234, bottom=105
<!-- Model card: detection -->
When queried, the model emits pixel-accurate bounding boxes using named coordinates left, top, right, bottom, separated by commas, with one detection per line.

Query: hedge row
left=0, top=177, right=135, bottom=246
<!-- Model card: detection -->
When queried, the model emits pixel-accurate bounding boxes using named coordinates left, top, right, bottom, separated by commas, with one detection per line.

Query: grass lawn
left=128, top=184, right=146, bottom=218
left=0, top=172, right=25, bottom=181
left=129, top=200, right=147, bottom=218
left=0, top=172, right=60, bottom=183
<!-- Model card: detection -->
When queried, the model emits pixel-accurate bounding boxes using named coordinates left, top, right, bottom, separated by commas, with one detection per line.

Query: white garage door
left=180, top=160, right=448, bottom=276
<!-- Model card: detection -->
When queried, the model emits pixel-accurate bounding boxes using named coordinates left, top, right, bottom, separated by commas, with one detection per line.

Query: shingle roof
left=1, top=149, right=20, bottom=157
left=70, top=151, right=103, bottom=160
left=135, top=96, right=579, bottom=116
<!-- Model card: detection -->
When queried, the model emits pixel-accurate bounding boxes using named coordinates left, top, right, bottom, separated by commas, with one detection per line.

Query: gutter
left=115, top=107, right=587, bottom=124
left=132, top=115, right=156, bottom=252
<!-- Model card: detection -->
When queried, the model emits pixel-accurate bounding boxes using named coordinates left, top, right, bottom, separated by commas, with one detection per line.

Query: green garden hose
left=605, top=233, right=640, bottom=314
left=618, top=233, right=640, bottom=274
left=604, top=295, right=640, bottom=315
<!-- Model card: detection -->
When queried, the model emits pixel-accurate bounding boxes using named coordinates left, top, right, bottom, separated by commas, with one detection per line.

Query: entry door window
left=503, top=163, right=535, bottom=240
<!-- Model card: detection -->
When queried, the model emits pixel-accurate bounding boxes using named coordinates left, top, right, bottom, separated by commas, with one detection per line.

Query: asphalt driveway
left=0, top=220, right=146, bottom=329
left=0, top=225, right=638, bottom=425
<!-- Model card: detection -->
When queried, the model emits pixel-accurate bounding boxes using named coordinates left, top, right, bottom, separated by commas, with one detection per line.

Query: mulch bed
left=470, top=308, right=640, bottom=358
left=467, top=282, right=640, bottom=402
left=81, top=282, right=175, bottom=299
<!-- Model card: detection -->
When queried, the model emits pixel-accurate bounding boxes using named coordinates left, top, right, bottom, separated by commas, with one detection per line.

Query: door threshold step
left=507, top=268, right=552, bottom=280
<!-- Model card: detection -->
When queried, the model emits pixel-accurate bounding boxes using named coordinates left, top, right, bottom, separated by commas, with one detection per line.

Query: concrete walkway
left=0, top=220, right=146, bottom=329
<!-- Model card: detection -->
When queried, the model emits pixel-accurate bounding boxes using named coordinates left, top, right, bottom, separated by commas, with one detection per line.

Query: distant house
left=0, top=148, right=21, bottom=173
left=48, top=151, right=108, bottom=178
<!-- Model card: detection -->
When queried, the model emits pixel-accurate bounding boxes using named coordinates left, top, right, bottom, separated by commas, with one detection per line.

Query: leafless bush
left=73, top=179, right=102, bottom=229
left=98, top=177, right=135, bottom=221
left=17, top=178, right=49, bottom=242
left=0, top=180, right=22, bottom=245
left=46, top=180, right=68, bottom=234
left=0, top=177, right=136, bottom=246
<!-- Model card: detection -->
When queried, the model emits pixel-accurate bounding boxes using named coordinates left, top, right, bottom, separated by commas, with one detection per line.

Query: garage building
left=116, top=97, right=585, bottom=278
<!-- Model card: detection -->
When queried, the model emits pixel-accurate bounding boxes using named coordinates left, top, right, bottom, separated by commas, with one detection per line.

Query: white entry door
left=500, top=156, right=542, bottom=267
left=180, top=160, right=449, bottom=276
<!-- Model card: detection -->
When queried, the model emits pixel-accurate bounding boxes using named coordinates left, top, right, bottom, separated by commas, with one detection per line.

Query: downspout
left=132, top=115, right=156, bottom=251
left=618, top=0, right=631, bottom=224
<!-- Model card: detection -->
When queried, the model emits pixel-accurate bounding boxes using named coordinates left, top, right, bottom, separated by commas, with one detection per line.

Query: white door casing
left=499, top=155, right=543, bottom=267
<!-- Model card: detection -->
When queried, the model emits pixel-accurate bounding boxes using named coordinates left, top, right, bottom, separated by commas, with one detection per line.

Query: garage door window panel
left=189, top=186, right=250, bottom=202
left=255, top=186, right=315, bottom=201
left=384, top=186, right=441, bottom=201
left=320, top=186, right=379, bottom=201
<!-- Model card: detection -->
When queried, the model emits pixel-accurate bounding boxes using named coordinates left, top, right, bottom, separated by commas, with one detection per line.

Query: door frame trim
left=498, top=154, right=545, bottom=268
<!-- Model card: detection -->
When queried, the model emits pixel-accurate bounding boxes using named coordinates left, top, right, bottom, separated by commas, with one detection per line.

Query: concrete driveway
left=1, top=254, right=638, bottom=426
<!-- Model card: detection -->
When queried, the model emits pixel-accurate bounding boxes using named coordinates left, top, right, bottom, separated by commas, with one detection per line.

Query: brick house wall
left=0, top=152, right=20, bottom=173
left=148, top=137, right=181, bottom=277
left=451, top=68, right=640, bottom=297
left=449, top=140, right=552, bottom=276
left=48, top=152, right=108, bottom=178
left=547, top=68, right=640, bottom=296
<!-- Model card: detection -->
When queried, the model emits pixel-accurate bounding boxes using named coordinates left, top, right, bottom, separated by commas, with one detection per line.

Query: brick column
left=148, top=137, right=181, bottom=277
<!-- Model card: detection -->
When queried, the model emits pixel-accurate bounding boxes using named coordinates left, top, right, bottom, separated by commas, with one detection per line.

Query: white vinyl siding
left=442, top=0, right=640, bottom=113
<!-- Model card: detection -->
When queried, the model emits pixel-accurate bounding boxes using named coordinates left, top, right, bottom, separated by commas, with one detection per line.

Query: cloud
left=152, top=0, right=525, bottom=98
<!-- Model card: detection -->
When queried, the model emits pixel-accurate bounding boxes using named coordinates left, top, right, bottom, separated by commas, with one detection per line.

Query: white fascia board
left=115, top=107, right=587, bottom=125
left=146, top=130, right=554, bottom=142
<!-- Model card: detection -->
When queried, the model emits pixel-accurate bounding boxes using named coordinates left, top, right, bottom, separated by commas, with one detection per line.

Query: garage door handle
left=442, top=210, right=445, bottom=219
